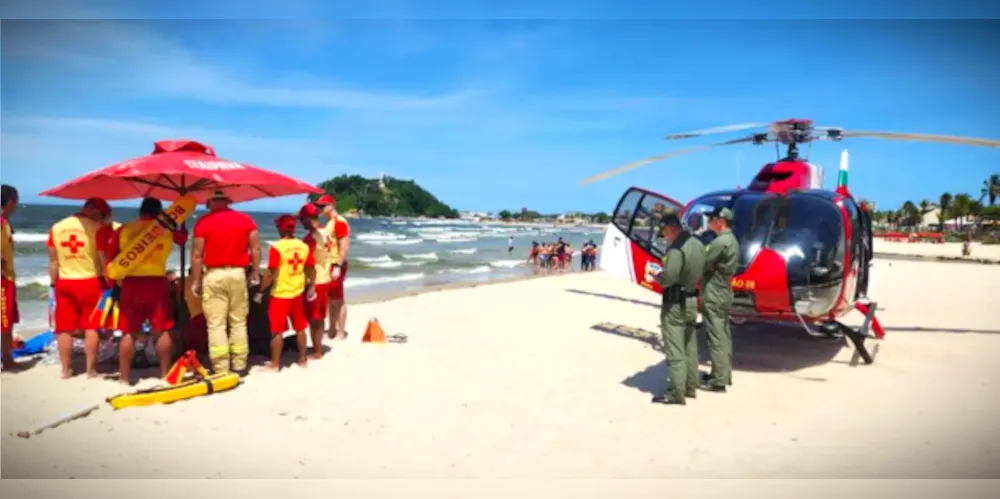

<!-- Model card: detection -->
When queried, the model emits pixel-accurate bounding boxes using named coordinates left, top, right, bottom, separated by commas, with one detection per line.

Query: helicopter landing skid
left=794, top=301, right=882, bottom=366
left=835, top=301, right=882, bottom=366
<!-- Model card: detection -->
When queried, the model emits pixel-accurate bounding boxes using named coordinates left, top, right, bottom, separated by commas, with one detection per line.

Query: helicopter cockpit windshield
left=691, top=191, right=847, bottom=315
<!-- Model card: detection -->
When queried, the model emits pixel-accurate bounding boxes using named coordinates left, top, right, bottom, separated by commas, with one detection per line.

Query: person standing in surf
left=257, top=215, right=315, bottom=370
left=1, top=185, right=20, bottom=369
left=508, top=236, right=514, bottom=254
left=314, top=194, right=350, bottom=341
left=299, top=203, right=332, bottom=359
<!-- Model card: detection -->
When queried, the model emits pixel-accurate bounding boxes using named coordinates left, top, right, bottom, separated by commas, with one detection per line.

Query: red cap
left=299, top=203, right=320, bottom=219
left=83, top=197, right=111, bottom=216
left=275, top=214, right=297, bottom=233
left=315, top=194, right=335, bottom=206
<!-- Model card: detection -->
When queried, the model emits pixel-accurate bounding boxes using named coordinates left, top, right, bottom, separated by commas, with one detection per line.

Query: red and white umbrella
left=40, top=139, right=322, bottom=203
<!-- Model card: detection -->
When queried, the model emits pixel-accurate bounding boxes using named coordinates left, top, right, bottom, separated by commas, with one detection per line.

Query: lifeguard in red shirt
left=314, top=194, right=350, bottom=340
left=258, top=215, right=315, bottom=371
left=47, top=198, right=114, bottom=379
left=1, top=184, right=20, bottom=370
left=107, top=197, right=188, bottom=384
left=299, top=203, right=332, bottom=359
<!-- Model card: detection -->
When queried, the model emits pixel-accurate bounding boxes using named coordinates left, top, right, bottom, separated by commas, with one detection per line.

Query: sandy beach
left=874, top=240, right=1000, bottom=262
left=2, top=257, right=999, bottom=478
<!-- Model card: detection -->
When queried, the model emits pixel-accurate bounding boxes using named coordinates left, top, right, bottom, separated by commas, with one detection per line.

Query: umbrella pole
left=177, top=179, right=188, bottom=362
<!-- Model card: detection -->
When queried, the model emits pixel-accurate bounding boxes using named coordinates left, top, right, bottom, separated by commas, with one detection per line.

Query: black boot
left=699, top=381, right=726, bottom=393
left=651, top=394, right=686, bottom=405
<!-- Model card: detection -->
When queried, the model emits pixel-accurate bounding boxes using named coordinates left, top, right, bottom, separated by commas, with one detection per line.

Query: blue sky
left=1, top=1, right=999, bottom=214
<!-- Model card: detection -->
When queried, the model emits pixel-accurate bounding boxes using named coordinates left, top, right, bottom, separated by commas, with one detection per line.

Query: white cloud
left=2, top=20, right=479, bottom=112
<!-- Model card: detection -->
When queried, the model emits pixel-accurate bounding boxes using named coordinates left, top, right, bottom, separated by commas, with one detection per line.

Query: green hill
left=310, top=174, right=459, bottom=218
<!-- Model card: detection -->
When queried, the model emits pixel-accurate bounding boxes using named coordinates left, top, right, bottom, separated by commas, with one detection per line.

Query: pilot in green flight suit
left=701, top=207, right=740, bottom=391
left=647, top=211, right=706, bottom=405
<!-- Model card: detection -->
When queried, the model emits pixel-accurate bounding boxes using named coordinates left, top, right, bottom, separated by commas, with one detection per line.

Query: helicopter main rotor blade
left=580, top=136, right=755, bottom=186
left=664, top=122, right=770, bottom=140
left=840, top=131, right=1000, bottom=148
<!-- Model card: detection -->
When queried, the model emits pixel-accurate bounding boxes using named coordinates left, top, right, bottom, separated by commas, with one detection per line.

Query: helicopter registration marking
left=730, top=278, right=756, bottom=291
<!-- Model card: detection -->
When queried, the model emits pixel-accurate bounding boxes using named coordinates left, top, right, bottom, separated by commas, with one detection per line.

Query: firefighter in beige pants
left=189, top=191, right=261, bottom=374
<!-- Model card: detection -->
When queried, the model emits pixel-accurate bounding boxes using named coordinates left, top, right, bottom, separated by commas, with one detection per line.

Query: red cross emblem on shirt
left=288, top=251, right=304, bottom=272
left=61, top=234, right=86, bottom=254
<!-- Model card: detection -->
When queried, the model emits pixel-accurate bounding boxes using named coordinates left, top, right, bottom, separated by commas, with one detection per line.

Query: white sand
left=874, top=239, right=1000, bottom=261
left=2, top=259, right=999, bottom=478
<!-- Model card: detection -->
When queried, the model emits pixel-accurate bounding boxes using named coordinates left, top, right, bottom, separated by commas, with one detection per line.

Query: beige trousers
left=202, top=267, right=249, bottom=374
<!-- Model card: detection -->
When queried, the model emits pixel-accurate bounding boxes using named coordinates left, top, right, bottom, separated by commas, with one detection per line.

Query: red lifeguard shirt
left=193, top=209, right=258, bottom=268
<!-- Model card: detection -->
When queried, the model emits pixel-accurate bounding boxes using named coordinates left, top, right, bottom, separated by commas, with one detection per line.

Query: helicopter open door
left=857, top=202, right=874, bottom=298
left=599, top=187, right=685, bottom=293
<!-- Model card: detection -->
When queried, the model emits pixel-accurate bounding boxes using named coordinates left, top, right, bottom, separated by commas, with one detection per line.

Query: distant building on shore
left=459, top=211, right=494, bottom=222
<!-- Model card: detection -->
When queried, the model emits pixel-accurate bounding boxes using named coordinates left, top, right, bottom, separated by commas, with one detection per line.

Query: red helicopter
left=582, top=119, right=1000, bottom=366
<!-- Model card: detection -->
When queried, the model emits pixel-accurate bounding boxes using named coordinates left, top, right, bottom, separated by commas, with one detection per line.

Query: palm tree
left=968, top=199, right=984, bottom=229
left=953, top=193, right=973, bottom=230
left=918, top=199, right=932, bottom=228
left=981, top=174, right=1000, bottom=206
left=938, top=193, right=953, bottom=231
left=900, top=201, right=919, bottom=227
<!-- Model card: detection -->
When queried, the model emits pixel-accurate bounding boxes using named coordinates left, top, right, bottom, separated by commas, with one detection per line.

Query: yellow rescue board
left=106, top=194, right=198, bottom=281
left=106, top=373, right=241, bottom=410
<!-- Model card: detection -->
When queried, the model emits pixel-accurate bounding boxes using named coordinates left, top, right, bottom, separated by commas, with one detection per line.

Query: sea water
left=9, top=204, right=604, bottom=337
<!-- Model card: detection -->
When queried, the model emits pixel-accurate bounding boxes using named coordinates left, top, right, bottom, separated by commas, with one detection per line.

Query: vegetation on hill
left=310, top=175, right=459, bottom=218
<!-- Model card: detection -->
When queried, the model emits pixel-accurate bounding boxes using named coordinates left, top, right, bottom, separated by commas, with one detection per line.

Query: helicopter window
left=843, top=198, right=864, bottom=265
left=610, top=188, right=683, bottom=260
left=729, top=193, right=777, bottom=268
left=612, top=189, right=645, bottom=234
left=633, top=194, right=681, bottom=258
left=766, top=194, right=846, bottom=287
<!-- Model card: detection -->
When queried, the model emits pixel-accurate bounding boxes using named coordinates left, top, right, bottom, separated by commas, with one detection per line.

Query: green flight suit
left=702, top=227, right=739, bottom=387
left=655, top=231, right=706, bottom=403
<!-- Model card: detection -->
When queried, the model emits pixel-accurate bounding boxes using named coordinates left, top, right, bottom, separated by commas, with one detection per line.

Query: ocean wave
left=401, top=252, right=438, bottom=261
left=356, top=232, right=407, bottom=241
left=445, top=265, right=491, bottom=275
left=345, top=272, right=424, bottom=288
left=363, top=238, right=423, bottom=246
left=489, top=259, right=525, bottom=269
left=368, top=261, right=402, bottom=269
left=439, top=237, right=477, bottom=243
left=448, top=248, right=477, bottom=255
left=356, top=255, right=393, bottom=264
left=12, top=232, right=49, bottom=243
left=382, top=238, right=422, bottom=246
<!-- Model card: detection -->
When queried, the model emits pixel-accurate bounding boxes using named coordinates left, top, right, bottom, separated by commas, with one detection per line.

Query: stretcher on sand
left=106, top=350, right=241, bottom=410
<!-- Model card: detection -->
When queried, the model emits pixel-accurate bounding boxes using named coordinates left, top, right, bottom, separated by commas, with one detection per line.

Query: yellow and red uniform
left=47, top=214, right=113, bottom=333
left=108, top=215, right=177, bottom=334
left=1, top=215, right=17, bottom=334
left=302, top=228, right=332, bottom=321
left=267, top=238, right=314, bottom=334
left=324, top=215, right=350, bottom=300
